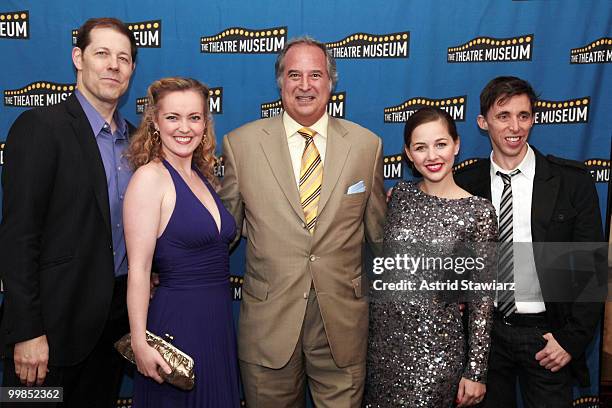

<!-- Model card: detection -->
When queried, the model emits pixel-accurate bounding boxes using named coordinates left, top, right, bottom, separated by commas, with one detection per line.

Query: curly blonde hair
left=126, top=77, right=218, bottom=185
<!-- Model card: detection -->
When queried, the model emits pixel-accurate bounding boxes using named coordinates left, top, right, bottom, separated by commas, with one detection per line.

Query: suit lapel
left=531, top=149, right=559, bottom=242
left=472, top=161, right=493, bottom=201
left=317, top=118, right=350, bottom=214
left=65, top=95, right=112, bottom=236
left=259, top=117, right=306, bottom=222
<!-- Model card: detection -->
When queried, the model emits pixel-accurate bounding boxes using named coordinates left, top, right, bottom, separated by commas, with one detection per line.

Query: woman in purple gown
left=124, top=77, right=240, bottom=407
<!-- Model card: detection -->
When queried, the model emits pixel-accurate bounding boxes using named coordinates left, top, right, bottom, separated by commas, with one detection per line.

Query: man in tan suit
left=220, top=37, right=386, bottom=407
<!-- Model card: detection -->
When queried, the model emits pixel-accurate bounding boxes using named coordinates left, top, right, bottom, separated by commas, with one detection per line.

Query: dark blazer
left=0, top=94, right=129, bottom=366
left=455, top=147, right=606, bottom=386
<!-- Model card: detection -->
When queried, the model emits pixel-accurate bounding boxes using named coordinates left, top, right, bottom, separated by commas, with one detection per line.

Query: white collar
left=490, top=144, right=536, bottom=181
left=283, top=111, right=328, bottom=140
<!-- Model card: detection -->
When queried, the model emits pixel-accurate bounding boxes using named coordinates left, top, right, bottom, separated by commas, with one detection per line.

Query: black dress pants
left=482, top=313, right=573, bottom=408
left=2, top=276, right=129, bottom=408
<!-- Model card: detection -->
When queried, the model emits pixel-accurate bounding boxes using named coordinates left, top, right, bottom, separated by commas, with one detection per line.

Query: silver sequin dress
left=364, top=181, right=497, bottom=408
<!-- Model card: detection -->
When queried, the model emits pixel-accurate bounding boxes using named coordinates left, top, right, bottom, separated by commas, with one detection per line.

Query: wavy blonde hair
left=126, top=77, right=218, bottom=185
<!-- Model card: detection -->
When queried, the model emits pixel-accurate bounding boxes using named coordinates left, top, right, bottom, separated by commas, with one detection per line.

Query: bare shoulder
left=133, top=160, right=165, bottom=180
left=129, top=161, right=171, bottom=193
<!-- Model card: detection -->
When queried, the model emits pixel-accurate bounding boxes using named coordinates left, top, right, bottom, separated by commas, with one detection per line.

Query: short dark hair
left=403, top=107, right=459, bottom=177
left=275, top=36, right=337, bottom=90
left=76, top=17, right=137, bottom=62
left=480, top=76, right=537, bottom=116
left=404, top=107, right=458, bottom=147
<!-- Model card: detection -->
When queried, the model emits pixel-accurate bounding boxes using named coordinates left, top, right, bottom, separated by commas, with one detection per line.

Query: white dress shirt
left=283, top=112, right=328, bottom=187
left=490, top=145, right=545, bottom=313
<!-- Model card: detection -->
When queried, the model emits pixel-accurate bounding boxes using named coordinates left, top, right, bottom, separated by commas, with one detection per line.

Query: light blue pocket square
left=347, top=180, right=366, bottom=194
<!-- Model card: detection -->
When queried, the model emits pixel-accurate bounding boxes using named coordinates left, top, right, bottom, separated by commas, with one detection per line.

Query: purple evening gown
left=133, top=160, right=240, bottom=407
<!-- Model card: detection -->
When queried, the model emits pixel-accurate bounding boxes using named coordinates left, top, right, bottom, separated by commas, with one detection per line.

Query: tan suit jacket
left=220, top=115, right=385, bottom=369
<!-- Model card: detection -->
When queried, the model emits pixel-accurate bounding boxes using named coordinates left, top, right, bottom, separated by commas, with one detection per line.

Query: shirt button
left=301, top=222, right=307, bottom=229
left=117, top=166, right=121, bottom=171
left=113, top=251, right=116, bottom=256
left=120, top=195, right=124, bottom=200
left=309, top=255, right=316, bottom=262
left=116, top=223, right=121, bottom=228
left=303, top=292, right=308, bottom=299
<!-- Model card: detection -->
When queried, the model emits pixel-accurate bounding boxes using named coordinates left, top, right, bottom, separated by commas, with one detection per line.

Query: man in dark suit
left=455, top=76, right=605, bottom=407
left=0, top=17, right=136, bottom=407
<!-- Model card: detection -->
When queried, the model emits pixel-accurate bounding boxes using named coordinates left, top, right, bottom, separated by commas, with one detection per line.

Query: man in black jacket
left=0, top=17, right=136, bottom=407
left=455, top=76, right=605, bottom=407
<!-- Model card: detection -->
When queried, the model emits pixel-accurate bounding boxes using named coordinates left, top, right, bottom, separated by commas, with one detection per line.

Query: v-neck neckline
left=163, top=160, right=222, bottom=235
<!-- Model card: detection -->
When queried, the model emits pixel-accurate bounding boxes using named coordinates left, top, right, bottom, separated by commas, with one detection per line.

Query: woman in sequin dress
left=365, top=107, right=497, bottom=407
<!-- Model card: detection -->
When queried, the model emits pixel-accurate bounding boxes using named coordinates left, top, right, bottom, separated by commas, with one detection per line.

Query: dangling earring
left=152, top=129, right=161, bottom=144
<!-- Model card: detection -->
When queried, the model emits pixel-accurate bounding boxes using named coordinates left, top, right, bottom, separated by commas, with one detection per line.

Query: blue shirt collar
left=75, top=89, right=127, bottom=140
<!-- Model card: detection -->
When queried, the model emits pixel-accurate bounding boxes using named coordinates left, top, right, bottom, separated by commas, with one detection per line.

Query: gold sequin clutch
left=114, top=331, right=195, bottom=390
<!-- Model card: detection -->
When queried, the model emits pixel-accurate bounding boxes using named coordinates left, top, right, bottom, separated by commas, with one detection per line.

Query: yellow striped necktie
left=298, top=127, right=322, bottom=234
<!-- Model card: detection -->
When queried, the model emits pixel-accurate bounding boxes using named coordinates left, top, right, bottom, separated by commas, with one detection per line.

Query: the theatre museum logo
left=136, top=87, right=223, bottom=115
left=447, top=34, right=532, bottom=63
left=384, top=96, right=466, bottom=123
left=533, top=97, right=590, bottom=125
left=73, top=19, right=162, bottom=47
left=4, top=81, right=75, bottom=107
left=0, top=10, right=28, bottom=39
left=453, top=159, right=480, bottom=173
left=325, top=31, right=409, bottom=59
left=0, top=141, right=5, bottom=166
left=260, top=92, right=346, bottom=119
left=230, top=275, right=243, bottom=301
left=214, top=156, right=225, bottom=178
left=570, top=37, right=611, bottom=64
left=383, top=154, right=404, bottom=180
left=200, top=26, right=286, bottom=54
left=584, top=159, right=609, bottom=184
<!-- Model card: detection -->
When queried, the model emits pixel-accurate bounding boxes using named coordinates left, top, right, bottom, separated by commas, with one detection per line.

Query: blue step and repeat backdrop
left=0, top=0, right=610, bottom=407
